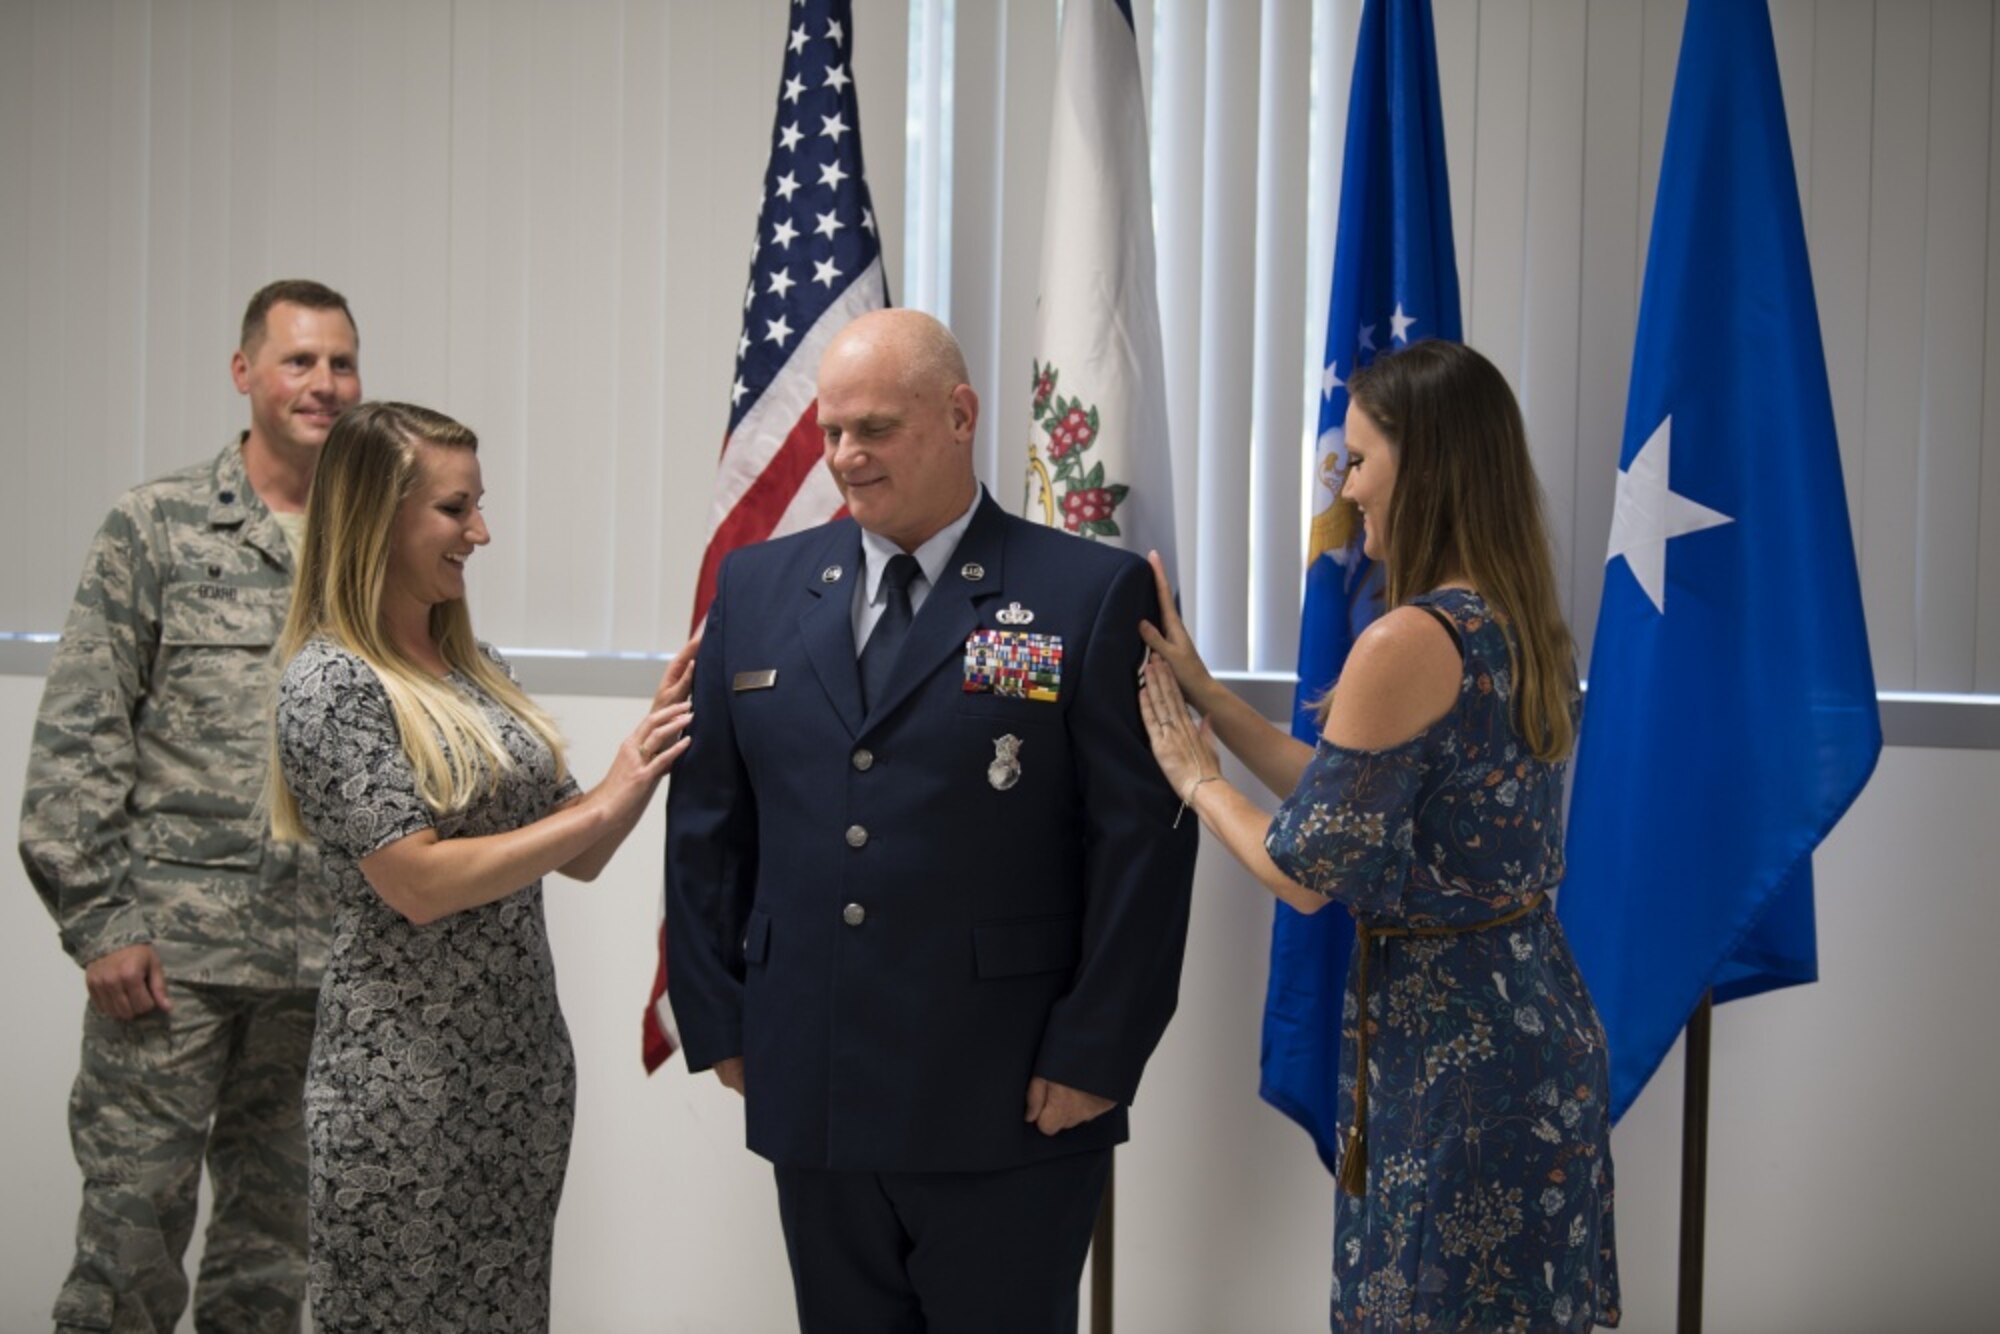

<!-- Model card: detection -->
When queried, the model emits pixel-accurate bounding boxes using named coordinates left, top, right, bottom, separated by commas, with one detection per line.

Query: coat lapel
left=861, top=495, right=1008, bottom=731
left=797, top=523, right=866, bottom=737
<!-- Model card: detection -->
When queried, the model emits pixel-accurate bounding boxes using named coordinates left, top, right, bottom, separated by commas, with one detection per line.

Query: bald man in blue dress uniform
left=666, top=309, right=1198, bottom=1333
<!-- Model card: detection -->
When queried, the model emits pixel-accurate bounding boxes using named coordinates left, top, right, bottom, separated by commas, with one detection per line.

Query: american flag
left=688, top=0, right=889, bottom=633
left=644, top=0, right=889, bottom=1073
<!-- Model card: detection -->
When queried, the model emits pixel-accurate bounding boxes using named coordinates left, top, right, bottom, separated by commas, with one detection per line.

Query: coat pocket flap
left=973, top=913, right=1080, bottom=979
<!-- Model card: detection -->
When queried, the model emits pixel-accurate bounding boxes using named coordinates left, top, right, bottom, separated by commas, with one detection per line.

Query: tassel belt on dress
left=1337, top=890, right=1548, bottom=1198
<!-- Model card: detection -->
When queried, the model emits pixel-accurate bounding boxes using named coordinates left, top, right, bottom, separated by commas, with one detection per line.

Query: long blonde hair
left=1343, top=341, right=1578, bottom=762
left=269, top=401, right=568, bottom=841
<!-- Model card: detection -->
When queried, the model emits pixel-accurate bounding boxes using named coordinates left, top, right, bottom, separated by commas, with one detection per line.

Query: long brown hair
left=1344, top=341, right=1577, bottom=761
left=269, top=401, right=567, bottom=839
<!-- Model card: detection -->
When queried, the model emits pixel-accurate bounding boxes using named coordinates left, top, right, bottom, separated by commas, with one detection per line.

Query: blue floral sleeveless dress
left=1266, top=589, right=1620, bottom=1332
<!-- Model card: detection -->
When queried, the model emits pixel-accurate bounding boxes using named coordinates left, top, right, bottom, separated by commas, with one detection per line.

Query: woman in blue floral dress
left=1139, top=341, right=1618, bottom=1331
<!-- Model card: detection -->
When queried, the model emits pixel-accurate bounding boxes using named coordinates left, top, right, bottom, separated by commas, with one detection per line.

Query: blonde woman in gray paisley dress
left=269, top=402, right=693, bottom=1332
left=1139, top=343, right=1618, bottom=1331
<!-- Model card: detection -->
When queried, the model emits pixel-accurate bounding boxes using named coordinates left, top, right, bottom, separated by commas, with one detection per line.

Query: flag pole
left=1089, top=1157, right=1114, bottom=1331
left=1676, top=991, right=1713, bottom=1334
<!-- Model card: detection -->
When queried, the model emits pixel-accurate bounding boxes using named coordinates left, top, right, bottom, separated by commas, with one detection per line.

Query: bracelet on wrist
left=1173, top=773, right=1220, bottom=828
left=1182, top=773, right=1220, bottom=802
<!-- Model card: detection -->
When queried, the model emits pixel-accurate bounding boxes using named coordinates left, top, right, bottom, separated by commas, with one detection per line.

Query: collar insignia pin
left=960, top=562, right=986, bottom=582
left=821, top=565, right=843, bottom=584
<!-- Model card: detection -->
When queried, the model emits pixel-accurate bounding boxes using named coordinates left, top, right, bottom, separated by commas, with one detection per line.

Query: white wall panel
left=1520, top=0, right=1588, bottom=605
left=1194, top=0, right=1258, bottom=668
left=969, top=0, right=1056, bottom=524
left=104, top=2, right=154, bottom=492
left=1249, top=0, right=1312, bottom=671
left=1807, top=2, right=1876, bottom=575
left=1984, top=14, right=2000, bottom=691
left=949, top=0, right=1006, bottom=487
left=1637, top=0, right=1684, bottom=260
left=610, top=0, right=674, bottom=647
left=1433, top=1, right=1479, bottom=320
left=856, top=0, right=908, bottom=322
left=23, top=3, right=111, bottom=607
left=1915, top=2, right=1992, bottom=690
left=1151, top=0, right=1208, bottom=628
left=0, top=0, right=909, bottom=653
left=653, top=0, right=785, bottom=645
left=1771, top=1, right=1816, bottom=206
left=138, top=1, right=217, bottom=484
left=446, top=0, right=532, bottom=642
left=1570, top=1, right=1646, bottom=668
left=1862, top=5, right=1931, bottom=686
left=1467, top=0, right=1532, bottom=383
left=0, top=6, right=30, bottom=609
left=520, top=2, right=624, bottom=650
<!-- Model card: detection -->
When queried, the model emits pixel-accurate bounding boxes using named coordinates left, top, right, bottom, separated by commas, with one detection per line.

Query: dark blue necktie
left=859, top=553, right=920, bottom=711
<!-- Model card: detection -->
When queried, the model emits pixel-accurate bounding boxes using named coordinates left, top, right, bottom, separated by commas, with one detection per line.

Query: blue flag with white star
left=1558, top=0, right=1880, bottom=1122
left=1266, top=0, right=1461, bottom=1175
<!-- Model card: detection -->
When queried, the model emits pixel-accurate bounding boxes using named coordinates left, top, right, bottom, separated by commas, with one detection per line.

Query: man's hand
left=84, top=943, right=171, bottom=1021
left=713, top=1056, right=746, bottom=1096
left=1024, top=1076, right=1115, bottom=1137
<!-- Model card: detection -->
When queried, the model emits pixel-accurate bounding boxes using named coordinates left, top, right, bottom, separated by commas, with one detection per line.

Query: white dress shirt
left=852, top=489, right=983, bottom=655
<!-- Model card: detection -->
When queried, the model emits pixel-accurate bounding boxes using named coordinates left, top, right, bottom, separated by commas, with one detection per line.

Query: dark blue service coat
left=666, top=495, right=1198, bottom=1173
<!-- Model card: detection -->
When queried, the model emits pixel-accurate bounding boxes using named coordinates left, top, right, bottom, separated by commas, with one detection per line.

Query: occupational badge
left=995, top=601, right=1035, bottom=626
left=989, top=734, right=1023, bottom=790
left=962, top=629, right=1063, bottom=701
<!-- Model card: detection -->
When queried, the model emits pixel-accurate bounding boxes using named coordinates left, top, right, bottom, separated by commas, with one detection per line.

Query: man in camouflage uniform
left=19, top=280, right=361, bottom=1334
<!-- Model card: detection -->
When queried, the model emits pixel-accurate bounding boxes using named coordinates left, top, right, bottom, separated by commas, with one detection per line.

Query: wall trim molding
left=3, top=636, right=1993, bottom=751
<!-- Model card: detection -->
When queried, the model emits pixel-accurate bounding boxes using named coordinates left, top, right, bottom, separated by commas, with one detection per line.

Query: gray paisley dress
left=276, top=639, right=580, bottom=1333
left=1266, top=590, right=1619, bottom=1333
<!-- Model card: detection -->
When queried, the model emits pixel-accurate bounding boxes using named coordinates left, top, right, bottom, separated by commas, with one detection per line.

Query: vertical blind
left=935, top=0, right=2000, bottom=690
left=3, top=0, right=1997, bottom=692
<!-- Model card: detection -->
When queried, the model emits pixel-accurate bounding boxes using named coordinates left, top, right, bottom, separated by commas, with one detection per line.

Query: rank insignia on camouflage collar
left=963, top=629, right=1062, bottom=701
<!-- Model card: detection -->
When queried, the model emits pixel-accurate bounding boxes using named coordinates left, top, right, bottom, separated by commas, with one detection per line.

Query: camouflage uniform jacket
left=19, top=441, right=327, bottom=988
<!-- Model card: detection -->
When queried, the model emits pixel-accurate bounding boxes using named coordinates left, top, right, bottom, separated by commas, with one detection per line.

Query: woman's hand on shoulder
left=654, top=632, right=701, bottom=710
left=1322, top=607, right=1462, bottom=751
left=554, top=699, right=694, bottom=884
left=591, top=701, right=693, bottom=822
left=1137, top=549, right=1219, bottom=714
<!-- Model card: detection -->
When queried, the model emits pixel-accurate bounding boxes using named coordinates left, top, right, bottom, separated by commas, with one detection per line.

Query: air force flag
left=1266, top=0, right=1462, bottom=1175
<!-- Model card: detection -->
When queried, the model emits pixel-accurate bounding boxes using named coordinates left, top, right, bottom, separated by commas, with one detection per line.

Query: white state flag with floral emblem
left=1022, top=0, right=1178, bottom=580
